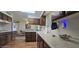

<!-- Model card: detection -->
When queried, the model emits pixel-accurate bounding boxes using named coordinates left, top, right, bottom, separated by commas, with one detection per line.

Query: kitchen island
left=25, top=29, right=36, bottom=42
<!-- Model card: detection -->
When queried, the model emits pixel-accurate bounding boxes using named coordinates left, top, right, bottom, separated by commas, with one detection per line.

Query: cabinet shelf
left=0, top=19, right=10, bottom=24
left=0, top=12, right=12, bottom=23
left=1, top=12, right=12, bottom=17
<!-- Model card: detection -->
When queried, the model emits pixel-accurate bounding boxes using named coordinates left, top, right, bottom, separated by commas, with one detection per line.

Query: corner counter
left=37, top=31, right=79, bottom=48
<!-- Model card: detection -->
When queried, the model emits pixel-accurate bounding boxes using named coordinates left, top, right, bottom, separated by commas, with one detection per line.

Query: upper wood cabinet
left=52, top=11, right=78, bottom=21
left=0, top=12, right=12, bottom=22
left=29, top=19, right=40, bottom=25
left=7, top=16, right=12, bottom=22
left=0, top=12, right=3, bottom=19
left=40, top=16, right=46, bottom=26
left=3, top=14, right=7, bottom=20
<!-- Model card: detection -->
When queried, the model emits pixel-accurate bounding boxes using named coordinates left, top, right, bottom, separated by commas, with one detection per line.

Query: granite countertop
left=25, top=29, right=37, bottom=32
left=0, top=31, right=11, bottom=33
left=0, top=30, right=16, bottom=33
left=37, top=31, right=79, bottom=48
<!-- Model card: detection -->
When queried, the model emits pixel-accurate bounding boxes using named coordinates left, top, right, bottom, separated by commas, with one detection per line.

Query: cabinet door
left=25, top=36, right=32, bottom=42
left=40, top=16, right=46, bottom=26
left=37, top=34, right=40, bottom=48
left=43, top=41, right=50, bottom=48
left=4, top=34, right=9, bottom=44
left=25, top=32, right=36, bottom=42
left=8, top=32, right=11, bottom=42
left=3, top=14, right=7, bottom=20
left=7, top=16, right=12, bottom=22
left=0, top=12, right=2, bottom=19
left=37, top=34, right=44, bottom=48
left=31, top=32, right=36, bottom=41
left=0, top=36, right=3, bottom=47
left=25, top=32, right=32, bottom=42
left=0, top=35, right=6, bottom=46
left=37, top=34, right=50, bottom=48
left=39, top=39, right=44, bottom=48
left=0, top=33, right=9, bottom=47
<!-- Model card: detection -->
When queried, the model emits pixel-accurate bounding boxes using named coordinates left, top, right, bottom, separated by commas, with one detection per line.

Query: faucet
left=59, top=34, right=71, bottom=40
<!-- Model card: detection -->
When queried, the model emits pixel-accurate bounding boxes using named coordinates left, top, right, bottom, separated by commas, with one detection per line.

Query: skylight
left=21, top=11, right=35, bottom=13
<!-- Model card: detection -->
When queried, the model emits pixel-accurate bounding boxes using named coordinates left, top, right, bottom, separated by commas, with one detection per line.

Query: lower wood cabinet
left=37, top=34, right=50, bottom=48
left=11, top=31, right=16, bottom=41
left=0, top=32, right=11, bottom=48
left=25, top=32, right=36, bottom=42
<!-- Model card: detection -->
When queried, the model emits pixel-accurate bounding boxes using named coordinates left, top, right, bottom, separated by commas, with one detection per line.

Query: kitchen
left=0, top=11, right=79, bottom=48
left=0, top=11, right=44, bottom=48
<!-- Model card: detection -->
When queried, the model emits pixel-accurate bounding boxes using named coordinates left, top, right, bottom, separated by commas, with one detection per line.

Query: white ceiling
left=7, top=11, right=43, bottom=21
left=44, top=11, right=60, bottom=16
left=6, top=11, right=61, bottom=22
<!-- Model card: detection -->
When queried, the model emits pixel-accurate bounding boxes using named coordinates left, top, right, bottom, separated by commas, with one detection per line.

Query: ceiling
left=6, top=11, right=61, bottom=22
left=7, top=11, right=43, bottom=21
left=43, top=11, right=60, bottom=16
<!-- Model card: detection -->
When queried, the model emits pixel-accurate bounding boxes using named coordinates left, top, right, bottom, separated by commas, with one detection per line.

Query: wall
left=15, top=20, right=26, bottom=32
left=31, top=25, right=40, bottom=31
left=19, top=21, right=26, bottom=31
left=58, top=12, right=79, bottom=38
left=0, top=23, right=5, bottom=31
left=0, top=12, right=12, bottom=32
left=50, top=12, right=79, bottom=40
left=45, top=12, right=52, bottom=33
left=0, top=23, right=11, bottom=31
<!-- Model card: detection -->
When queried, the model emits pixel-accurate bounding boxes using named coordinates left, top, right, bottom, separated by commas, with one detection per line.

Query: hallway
left=2, top=36, right=37, bottom=48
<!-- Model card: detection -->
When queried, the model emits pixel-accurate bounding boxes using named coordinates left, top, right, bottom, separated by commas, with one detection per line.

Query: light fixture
left=26, top=21, right=29, bottom=24
left=21, top=11, right=35, bottom=13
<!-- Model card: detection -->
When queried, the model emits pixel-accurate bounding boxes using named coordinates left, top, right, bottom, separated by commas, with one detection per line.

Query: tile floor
left=3, top=36, right=37, bottom=48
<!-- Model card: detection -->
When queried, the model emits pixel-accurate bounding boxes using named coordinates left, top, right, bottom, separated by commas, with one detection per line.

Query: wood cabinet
left=3, top=14, right=7, bottom=20
left=7, top=16, right=12, bottom=22
left=0, top=12, right=12, bottom=22
left=25, top=32, right=36, bottom=42
left=0, top=32, right=11, bottom=47
left=52, top=11, right=78, bottom=21
left=29, top=19, right=40, bottom=25
left=33, top=19, right=40, bottom=25
left=0, top=12, right=3, bottom=19
left=40, top=16, right=46, bottom=26
left=11, top=31, right=16, bottom=41
left=37, top=34, right=50, bottom=48
left=37, top=34, right=44, bottom=48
